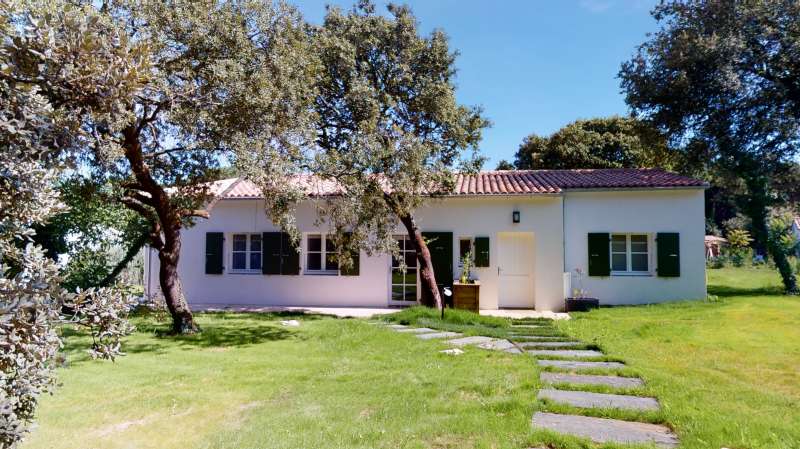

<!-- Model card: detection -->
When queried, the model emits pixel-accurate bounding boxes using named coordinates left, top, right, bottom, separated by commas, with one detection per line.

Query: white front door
left=497, top=232, right=535, bottom=308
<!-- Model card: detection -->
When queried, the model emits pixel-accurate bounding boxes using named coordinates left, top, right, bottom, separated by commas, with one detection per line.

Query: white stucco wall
left=144, top=187, right=706, bottom=310
left=145, top=195, right=567, bottom=310
left=563, top=189, right=707, bottom=305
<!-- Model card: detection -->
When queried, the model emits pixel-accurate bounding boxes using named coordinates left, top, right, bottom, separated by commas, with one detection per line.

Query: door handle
left=497, top=266, right=501, bottom=275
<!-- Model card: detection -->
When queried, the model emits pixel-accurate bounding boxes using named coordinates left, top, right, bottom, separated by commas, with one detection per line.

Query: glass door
left=390, top=236, right=418, bottom=304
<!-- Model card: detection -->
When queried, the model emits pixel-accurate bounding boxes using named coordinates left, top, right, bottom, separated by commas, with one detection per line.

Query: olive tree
left=3, top=0, right=316, bottom=333
left=306, top=2, right=488, bottom=309
left=1, top=9, right=134, bottom=447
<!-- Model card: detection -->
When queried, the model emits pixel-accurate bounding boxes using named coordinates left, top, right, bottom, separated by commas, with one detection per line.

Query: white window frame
left=610, top=233, right=652, bottom=276
left=390, top=235, right=418, bottom=303
left=230, top=233, right=262, bottom=273
left=304, top=233, right=339, bottom=275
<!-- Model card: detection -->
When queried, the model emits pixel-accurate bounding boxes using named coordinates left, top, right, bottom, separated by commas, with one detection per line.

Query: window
left=391, top=236, right=417, bottom=302
left=610, top=233, right=649, bottom=274
left=231, top=234, right=261, bottom=271
left=458, top=237, right=473, bottom=266
left=306, top=234, right=339, bottom=274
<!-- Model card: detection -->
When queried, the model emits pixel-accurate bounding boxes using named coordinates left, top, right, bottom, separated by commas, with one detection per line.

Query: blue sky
left=294, top=0, right=659, bottom=168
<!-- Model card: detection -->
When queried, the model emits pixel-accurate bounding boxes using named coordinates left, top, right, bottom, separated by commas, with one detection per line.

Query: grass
left=22, top=266, right=800, bottom=449
left=553, top=266, right=800, bottom=449
left=23, top=311, right=537, bottom=449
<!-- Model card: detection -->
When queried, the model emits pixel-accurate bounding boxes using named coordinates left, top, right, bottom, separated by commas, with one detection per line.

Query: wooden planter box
left=453, top=281, right=480, bottom=312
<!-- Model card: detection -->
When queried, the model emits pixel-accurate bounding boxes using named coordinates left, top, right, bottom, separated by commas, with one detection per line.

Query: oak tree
left=4, top=0, right=315, bottom=332
left=513, top=116, right=676, bottom=170
left=308, top=2, right=488, bottom=309
left=620, top=0, right=800, bottom=292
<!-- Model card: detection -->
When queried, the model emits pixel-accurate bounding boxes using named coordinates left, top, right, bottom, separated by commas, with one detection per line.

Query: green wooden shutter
left=340, top=233, right=360, bottom=276
left=205, top=232, right=224, bottom=274
left=281, top=232, right=300, bottom=275
left=422, top=232, right=453, bottom=291
left=474, top=237, right=490, bottom=267
left=262, top=232, right=282, bottom=274
left=657, top=233, right=680, bottom=277
left=587, top=233, right=610, bottom=277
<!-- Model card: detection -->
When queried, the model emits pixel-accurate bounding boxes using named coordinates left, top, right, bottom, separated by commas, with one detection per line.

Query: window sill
left=611, top=272, right=653, bottom=277
left=228, top=270, right=262, bottom=275
left=304, top=271, right=339, bottom=276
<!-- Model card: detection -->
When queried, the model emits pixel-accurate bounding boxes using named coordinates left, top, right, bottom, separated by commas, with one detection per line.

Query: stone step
left=387, top=324, right=408, bottom=330
left=518, top=341, right=583, bottom=348
left=528, top=349, right=605, bottom=358
left=416, top=331, right=462, bottom=340
left=508, top=335, right=565, bottom=341
left=541, top=372, right=644, bottom=389
left=477, top=339, right=517, bottom=352
left=395, top=327, right=436, bottom=333
left=511, top=324, right=544, bottom=328
left=447, top=336, right=496, bottom=346
left=531, top=412, right=678, bottom=448
left=537, top=360, right=625, bottom=370
left=538, top=388, right=660, bottom=411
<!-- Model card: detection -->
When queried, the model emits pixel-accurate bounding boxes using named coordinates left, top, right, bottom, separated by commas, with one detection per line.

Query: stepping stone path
left=395, top=327, right=436, bottom=333
left=517, top=341, right=583, bottom=348
left=373, top=318, right=679, bottom=448
left=532, top=412, right=679, bottom=448
left=537, top=359, right=626, bottom=370
left=538, top=388, right=660, bottom=411
left=541, top=372, right=645, bottom=389
left=512, top=319, right=679, bottom=448
left=527, top=349, right=604, bottom=358
left=416, top=331, right=462, bottom=340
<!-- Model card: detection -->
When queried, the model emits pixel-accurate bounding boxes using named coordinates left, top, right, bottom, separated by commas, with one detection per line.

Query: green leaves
left=513, top=116, right=675, bottom=170
left=309, top=2, right=488, bottom=260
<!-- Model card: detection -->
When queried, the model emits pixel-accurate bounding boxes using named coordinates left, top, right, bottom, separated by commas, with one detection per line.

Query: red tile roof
left=212, top=168, right=706, bottom=199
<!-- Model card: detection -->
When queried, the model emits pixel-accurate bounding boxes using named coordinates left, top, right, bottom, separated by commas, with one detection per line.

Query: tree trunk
left=398, top=213, right=442, bottom=310
left=121, top=125, right=199, bottom=334
left=158, top=226, right=199, bottom=333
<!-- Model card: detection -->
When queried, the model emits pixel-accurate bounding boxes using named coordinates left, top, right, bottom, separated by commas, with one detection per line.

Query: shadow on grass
left=61, top=311, right=330, bottom=361
left=707, top=284, right=784, bottom=298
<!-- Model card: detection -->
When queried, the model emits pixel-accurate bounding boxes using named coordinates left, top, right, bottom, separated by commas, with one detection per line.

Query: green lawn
left=23, top=267, right=800, bottom=449
left=23, top=312, right=537, bottom=449
left=555, top=267, right=800, bottom=449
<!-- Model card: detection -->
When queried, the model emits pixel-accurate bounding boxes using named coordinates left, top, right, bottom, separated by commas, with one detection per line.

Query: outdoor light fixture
left=512, top=210, right=520, bottom=223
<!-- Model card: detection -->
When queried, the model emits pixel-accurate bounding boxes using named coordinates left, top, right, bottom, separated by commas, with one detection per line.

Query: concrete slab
left=387, top=324, right=408, bottom=330
left=531, top=412, right=678, bottom=448
left=528, top=349, right=605, bottom=358
left=511, top=324, right=544, bottom=328
left=538, top=388, right=660, bottom=411
left=541, top=372, right=644, bottom=389
left=447, top=336, right=495, bottom=346
left=518, top=341, right=583, bottom=348
left=477, top=339, right=516, bottom=351
left=416, top=331, right=462, bottom=340
left=395, top=327, right=436, bottom=333
left=508, top=335, right=565, bottom=341
left=537, top=360, right=625, bottom=370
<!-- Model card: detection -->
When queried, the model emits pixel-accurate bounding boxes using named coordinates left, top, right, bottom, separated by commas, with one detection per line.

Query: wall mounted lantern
left=512, top=210, right=520, bottom=224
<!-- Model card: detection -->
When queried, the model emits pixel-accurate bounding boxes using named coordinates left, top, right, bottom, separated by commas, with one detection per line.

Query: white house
left=144, top=168, right=708, bottom=311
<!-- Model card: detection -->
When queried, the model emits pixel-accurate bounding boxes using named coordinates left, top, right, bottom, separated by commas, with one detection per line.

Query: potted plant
left=565, top=268, right=599, bottom=312
left=452, top=250, right=480, bottom=312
